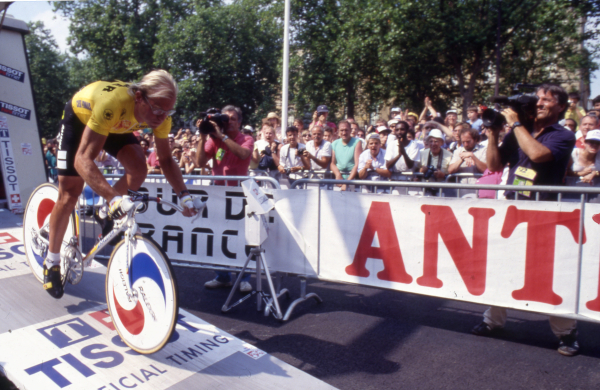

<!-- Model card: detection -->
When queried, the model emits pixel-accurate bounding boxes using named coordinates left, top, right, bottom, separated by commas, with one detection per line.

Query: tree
left=290, top=0, right=599, bottom=119
left=153, top=0, right=283, bottom=125
left=25, top=21, right=72, bottom=139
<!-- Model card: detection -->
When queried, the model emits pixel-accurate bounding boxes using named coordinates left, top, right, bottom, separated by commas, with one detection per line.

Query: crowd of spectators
left=43, top=89, right=600, bottom=197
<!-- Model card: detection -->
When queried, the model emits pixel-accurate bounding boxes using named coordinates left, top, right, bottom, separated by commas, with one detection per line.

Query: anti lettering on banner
left=0, top=307, right=259, bottom=390
left=0, top=64, right=25, bottom=83
left=0, top=100, right=31, bottom=120
left=0, top=117, right=23, bottom=211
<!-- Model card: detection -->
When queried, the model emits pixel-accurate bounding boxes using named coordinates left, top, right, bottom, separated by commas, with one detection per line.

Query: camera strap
left=426, top=151, right=443, bottom=170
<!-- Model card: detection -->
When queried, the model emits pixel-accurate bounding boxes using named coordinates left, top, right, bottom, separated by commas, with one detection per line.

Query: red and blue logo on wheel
left=108, top=240, right=176, bottom=353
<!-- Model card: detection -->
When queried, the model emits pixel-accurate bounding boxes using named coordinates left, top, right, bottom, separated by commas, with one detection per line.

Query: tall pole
left=494, top=0, right=502, bottom=98
left=281, top=0, right=291, bottom=140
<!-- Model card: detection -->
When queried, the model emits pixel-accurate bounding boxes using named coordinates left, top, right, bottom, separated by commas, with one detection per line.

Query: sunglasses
left=143, top=95, right=176, bottom=116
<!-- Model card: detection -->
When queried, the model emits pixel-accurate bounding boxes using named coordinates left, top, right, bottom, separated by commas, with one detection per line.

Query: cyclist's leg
left=104, top=133, right=146, bottom=195
left=47, top=176, right=84, bottom=255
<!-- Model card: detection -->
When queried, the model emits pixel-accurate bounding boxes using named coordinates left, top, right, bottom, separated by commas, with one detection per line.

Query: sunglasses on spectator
left=143, top=94, right=176, bottom=116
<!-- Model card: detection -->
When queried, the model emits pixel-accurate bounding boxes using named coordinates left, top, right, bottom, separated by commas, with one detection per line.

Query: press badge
left=512, top=166, right=537, bottom=198
left=216, top=147, right=225, bottom=161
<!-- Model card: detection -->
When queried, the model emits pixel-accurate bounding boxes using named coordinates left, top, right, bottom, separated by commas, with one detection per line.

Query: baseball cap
left=317, top=105, right=329, bottom=113
left=586, top=129, right=600, bottom=142
left=426, top=129, right=444, bottom=141
left=366, top=133, right=380, bottom=141
left=446, top=109, right=458, bottom=115
left=407, top=112, right=418, bottom=119
left=168, top=133, right=174, bottom=138
left=243, top=125, right=255, bottom=133
left=377, top=125, right=391, bottom=134
left=388, top=119, right=399, bottom=126
left=391, top=107, right=401, bottom=112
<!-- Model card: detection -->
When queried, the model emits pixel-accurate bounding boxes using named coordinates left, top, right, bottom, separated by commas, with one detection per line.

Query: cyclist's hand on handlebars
left=179, top=194, right=197, bottom=217
left=109, top=196, right=134, bottom=220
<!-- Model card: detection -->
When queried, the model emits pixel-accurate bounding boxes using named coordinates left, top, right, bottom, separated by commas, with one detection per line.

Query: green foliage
left=25, top=21, right=72, bottom=139
left=153, top=0, right=283, bottom=126
left=290, top=0, right=599, bottom=118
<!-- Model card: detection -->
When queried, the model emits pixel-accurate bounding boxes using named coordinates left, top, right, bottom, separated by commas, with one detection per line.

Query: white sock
left=45, top=252, right=61, bottom=267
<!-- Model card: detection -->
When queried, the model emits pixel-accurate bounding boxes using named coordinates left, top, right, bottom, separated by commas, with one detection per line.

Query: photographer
left=472, top=84, right=579, bottom=357
left=416, top=129, right=452, bottom=183
left=278, top=126, right=310, bottom=185
left=195, top=105, right=254, bottom=293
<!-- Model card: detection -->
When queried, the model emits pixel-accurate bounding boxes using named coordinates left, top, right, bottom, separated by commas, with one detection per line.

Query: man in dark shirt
left=473, top=84, right=579, bottom=356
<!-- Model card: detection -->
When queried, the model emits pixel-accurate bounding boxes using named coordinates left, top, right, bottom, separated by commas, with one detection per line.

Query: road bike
left=22, top=183, right=204, bottom=354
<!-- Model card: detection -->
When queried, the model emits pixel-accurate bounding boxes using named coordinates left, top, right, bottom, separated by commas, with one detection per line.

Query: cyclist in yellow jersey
left=44, top=70, right=197, bottom=299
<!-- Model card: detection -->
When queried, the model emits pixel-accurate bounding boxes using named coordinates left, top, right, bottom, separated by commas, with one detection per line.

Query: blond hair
left=128, top=69, right=178, bottom=100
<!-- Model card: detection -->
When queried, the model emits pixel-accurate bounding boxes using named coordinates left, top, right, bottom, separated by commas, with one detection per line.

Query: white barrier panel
left=132, top=179, right=600, bottom=321
left=134, top=181, right=318, bottom=276
left=314, top=192, right=600, bottom=321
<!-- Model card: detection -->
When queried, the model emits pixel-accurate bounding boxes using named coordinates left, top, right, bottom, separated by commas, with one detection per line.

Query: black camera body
left=197, top=108, right=230, bottom=134
left=297, top=146, right=306, bottom=154
left=487, top=84, right=539, bottom=131
left=424, top=165, right=437, bottom=180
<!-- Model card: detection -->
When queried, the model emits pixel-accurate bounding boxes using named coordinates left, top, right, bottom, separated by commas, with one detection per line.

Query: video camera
left=197, top=108, right=230, bottom=135
left=483, top=83, right=539, bottom=131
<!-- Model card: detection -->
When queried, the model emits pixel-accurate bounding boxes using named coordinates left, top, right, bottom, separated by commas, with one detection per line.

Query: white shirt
left=450, top=144, right=488, bottom=175
left=384, top=135, right=423, bottom=172
left=279, top=143, right=306, bottom=169
left=358, top=148, right=387, bottom=180
left=306, top=140, right=332, bottom=170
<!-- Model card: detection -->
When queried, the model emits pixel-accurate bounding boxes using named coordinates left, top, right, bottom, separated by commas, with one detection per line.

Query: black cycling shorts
left=56, top=100, right=140, bottom=176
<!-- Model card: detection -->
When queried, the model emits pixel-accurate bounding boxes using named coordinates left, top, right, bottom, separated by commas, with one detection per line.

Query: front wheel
left=106, top=235, right=178, bottom=354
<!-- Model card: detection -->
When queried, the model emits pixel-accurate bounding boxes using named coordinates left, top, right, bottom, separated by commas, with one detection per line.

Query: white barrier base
left=0, top=211, right=335, bottom=390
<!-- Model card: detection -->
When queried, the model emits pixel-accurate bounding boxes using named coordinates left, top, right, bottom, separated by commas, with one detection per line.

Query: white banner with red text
left=133, top=179, right=600, bottom=322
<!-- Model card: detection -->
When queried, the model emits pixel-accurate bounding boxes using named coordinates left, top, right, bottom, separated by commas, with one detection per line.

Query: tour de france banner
left=134, top=180, right=318, bottom=277
left=134, top=179, right=600, bottom=322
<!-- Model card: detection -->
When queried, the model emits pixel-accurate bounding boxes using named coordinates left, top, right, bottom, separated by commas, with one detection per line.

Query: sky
left=5, top=0, right=600, bottom=103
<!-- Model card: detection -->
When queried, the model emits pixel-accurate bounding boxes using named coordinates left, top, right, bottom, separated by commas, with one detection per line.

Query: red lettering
left=0, top=232, right=19, bottom=245
left=89, top=309, right=115, bottom=331
left=345, top=202, right=412, bottom=283
left=501, top=206, right=584, bottom=305
left=417, top=206, right=495, bottom=296
left=585, top=213, right=600, bottom=311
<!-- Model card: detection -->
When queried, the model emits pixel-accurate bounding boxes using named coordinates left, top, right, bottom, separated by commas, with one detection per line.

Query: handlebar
left=126, top=190, right=206, bottom=214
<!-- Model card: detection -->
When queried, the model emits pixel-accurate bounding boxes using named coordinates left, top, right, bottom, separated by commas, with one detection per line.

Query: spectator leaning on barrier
left=146, top=147, right=161, bottom=174
left=385, top=120, right=422, bottom=179
left=417, top=129, right=452, bottom=182
left=473, top=83, right=579, bottom=356
left=303, top=125, right=332, bottom=171
left=575, top=115, right=598, bottom=149
left=568, top=129, right=600, bottom=184
left=195, top=105, right=254, bottom=293
left=358, top=133, right=391, bottom=192
left=278, top=126, right=310, bottom=185
left=447, top=127, right=487, bottom=182
left=331, top=120, right=363, bottom=190
left=252, top=125, right=280, bottom=172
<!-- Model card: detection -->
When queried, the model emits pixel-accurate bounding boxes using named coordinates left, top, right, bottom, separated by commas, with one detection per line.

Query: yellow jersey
left=71, top=80, right=171, bottom=138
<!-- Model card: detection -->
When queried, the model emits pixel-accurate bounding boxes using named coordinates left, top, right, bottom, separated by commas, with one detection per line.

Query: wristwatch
left=511, top=121, right=522, bottom=131
left=222, top=135, right=230, bottom=142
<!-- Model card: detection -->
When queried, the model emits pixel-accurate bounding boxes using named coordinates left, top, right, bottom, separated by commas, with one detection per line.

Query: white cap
left=391, top=107, right=401, bottom=112
left=366, top=133, right=380, bottom=141
left=426, top=129, right=444, bottom=141
left=586, top=129, right=600, bottom=142
left=377, top=125, right=391, bottom=133
left=446, top=109, right=458, bottom=115
left=243, top=125, right=255, bottom=132
left=388, top=119, right=399, bottom=126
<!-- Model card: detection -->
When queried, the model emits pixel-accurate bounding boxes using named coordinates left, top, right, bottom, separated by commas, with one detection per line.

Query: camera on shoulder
left=197, top=108, right=230, bottom=134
